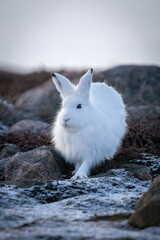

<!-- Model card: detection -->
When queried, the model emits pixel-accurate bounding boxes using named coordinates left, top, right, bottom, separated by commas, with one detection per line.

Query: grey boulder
left=9, top=119, right=50, bottom=134
left=0, top=146, right=63, bottom=181
left=0, top=144, right=20, bottom=160
left=123, top=164, right=152, bottom=181
left=128, top=176, right=160, bottom=228
left=15, top=80, right=60, bottom=121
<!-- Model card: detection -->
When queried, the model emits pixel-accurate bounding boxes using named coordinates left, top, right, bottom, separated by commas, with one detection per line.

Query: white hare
left=51, top=69, right=127, bottom=180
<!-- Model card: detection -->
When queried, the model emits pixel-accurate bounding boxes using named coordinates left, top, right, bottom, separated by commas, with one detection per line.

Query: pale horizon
left=0, top=0, right=160, bottom=73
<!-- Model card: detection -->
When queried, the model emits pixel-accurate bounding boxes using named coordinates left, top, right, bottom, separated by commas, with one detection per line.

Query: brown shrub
left=0, top=132, right=51, bottom=152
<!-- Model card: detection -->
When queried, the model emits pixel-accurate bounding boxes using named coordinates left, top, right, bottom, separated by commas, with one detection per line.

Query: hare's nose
left=64, top=118, right=70, bottom=123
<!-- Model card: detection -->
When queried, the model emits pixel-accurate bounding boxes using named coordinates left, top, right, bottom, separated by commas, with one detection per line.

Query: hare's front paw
left=71, top=171, right=88, bottom=180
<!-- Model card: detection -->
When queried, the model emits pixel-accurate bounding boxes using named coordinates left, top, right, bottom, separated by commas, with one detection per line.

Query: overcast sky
left=0, top=0, right=160, bottom=72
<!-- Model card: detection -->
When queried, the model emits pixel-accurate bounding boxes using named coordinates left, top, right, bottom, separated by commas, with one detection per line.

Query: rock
left=89, top=212, right=131, bottom=221
left=0, top=146, right=67, bottom=181
left=129, top=155, right=160, bottom=178
left=0, top=144, right=20, bottom=159
left=115, top=238, right=134, bottom=240
left=127, top=105, right=160, bottom=120
left=0, top=121, right=9, bottom=136
left=21, top=180, right=99, bottom=204
left=0, top=98, right=23, bottom=126
left=136, top=176, right=160, bottom=210
left=100, top=65, right=160, bottom=106
left=128, top=176, right=160, bottom=228
left=4, top=146, right=63, bottom=181
left=123, top=164, right=152, bottom=181
left=0, top=98, right=14, bottom=126
left=0, top=157, right=10, bottom=181
left=15, top=80, right=60, bottom=121
left=9, top=119, right=49, bottom=134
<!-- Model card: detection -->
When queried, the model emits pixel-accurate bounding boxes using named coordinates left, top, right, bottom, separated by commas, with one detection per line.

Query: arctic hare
left=51, top=69, right=127, bottom=180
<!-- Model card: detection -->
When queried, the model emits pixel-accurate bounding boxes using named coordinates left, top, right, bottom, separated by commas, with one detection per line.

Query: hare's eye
left=77, top=104, right=82, bottom=109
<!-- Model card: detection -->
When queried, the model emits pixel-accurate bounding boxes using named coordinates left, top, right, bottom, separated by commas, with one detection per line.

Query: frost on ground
left=1, top=168, right=160, bottom=240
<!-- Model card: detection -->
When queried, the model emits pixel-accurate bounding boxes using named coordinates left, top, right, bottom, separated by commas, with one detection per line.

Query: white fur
left=51, top=69, right=127, bottom=180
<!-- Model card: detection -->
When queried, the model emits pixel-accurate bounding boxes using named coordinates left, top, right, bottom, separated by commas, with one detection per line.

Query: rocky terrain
left=0, top=65, right=160, bottom=239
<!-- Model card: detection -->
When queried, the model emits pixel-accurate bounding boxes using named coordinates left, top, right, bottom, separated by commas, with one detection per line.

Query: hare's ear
left=51, top=73, right=75, bottom=98
left=77, top=69, right=93, bottom=99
